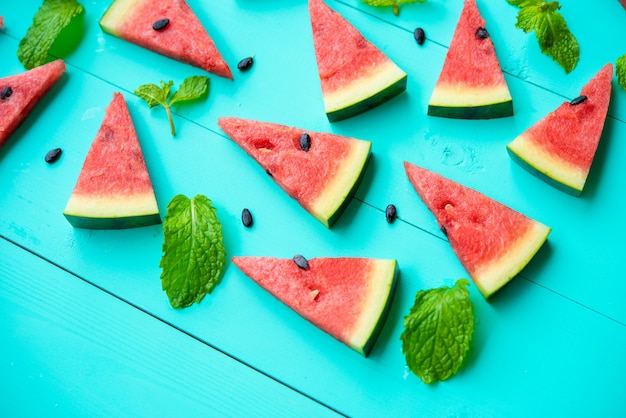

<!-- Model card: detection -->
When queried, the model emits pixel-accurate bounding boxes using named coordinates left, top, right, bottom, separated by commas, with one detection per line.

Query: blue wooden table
left=2, top=1, right=625, bottom=416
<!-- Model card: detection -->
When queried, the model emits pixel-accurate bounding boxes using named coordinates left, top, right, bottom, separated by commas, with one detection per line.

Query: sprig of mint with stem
left=506, top=0, right=579, bottom=73
left=135, top=76, right=209, bottom=136
left=361, top=0, right=425, bottom=16
left=18, top=0, right=84, bottom=69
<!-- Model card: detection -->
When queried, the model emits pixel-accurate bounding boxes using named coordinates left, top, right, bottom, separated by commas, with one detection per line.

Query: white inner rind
left=310, top=139, right=371, bottom=226
left=473, top=221, right=551, bottom=298
left=347, top=259, right=397, bottom=354
left=429, top=83, right=512, bottom=107
left=323, top=61, right=406, bottom=113
left=507, top=133, right=587, bottom=192
left=64, top=193, right=159, bottom=218
left=99, top=0, right=143, bottom=35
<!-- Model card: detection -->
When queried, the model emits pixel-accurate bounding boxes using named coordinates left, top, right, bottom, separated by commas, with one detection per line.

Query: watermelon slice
left=404, top=162, right=551, bottom=299
left=309, top=0, right=407, bottom=122
left=506, top=64, right=613, bottom=195
left=218, top=117, right=371, bottom=228
left=232, top=256, right=398, bottom=356
left=100, top=0, right=232, bottom=79
left=0, top=59, right=65, bottom=148
left=428, top=0, right=513, bottom=119
left=64, top=92, right=161, bottom=229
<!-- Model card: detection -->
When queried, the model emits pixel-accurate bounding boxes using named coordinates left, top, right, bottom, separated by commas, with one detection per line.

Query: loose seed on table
left=476, top=27, right=489, bottom=39
left=299, top=133, right=311, bottom=152
left=237, top=56, right=254, bottom=71
left=385, top=204, right=397, bottom=223
left=414, top=28, right=425, bottom=46
left=570, top=95, right=588, bottom=105
left=293, top=254, right=309, bottom=270
left=45, top=148, right=62, bottom=163
left=241, top=208, right=253, bottom=227
left=152, top=18, right=170, bottom=31
left=1, top=86, right=13, bottom=100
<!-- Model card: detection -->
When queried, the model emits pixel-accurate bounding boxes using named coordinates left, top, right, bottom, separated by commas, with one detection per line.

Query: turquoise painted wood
left=2, top=1, right=626, bottom=416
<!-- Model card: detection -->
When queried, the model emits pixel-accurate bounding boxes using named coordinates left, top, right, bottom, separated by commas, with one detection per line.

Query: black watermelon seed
left=45, top=148, right=62, bottom=163
left=414, top=28, right=425, bottom=46
left=299, top=133, right=311, bottom=152
left=293, top=254, right=309, bottom=270
left=385, top=204, right=397, bottom=223
left=440, top=225, right=448, bottom=236
left=152, top=18, right=170, bottom=31
left=265, top=169, right=272, bottom=177
left=570, top=95, right=588, bottom=105
left=1, top=86, right=13, bottom=100
left=237, top=56, right=254, bottom=71
left=241, top=208, right=253, bottom=227
left=476, top=27, right=489, bottom=39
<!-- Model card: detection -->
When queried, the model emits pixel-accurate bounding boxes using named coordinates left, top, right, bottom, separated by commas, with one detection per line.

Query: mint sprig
left=401, top=279, right=474, bottom=384
left=361, top=0, right=425, bottom=16
left=507, top=0, right=579, bottom=73
left=135, top=76, right=209, bottom=136
left=617, top=54, right=626, bottom=91
left=160, top=194, right=226, bottom=308
left=18, top=0, right=84, bottom=69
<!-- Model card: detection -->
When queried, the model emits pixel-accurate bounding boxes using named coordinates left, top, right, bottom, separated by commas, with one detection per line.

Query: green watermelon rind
left=64, top=194, right=161, bottom=229
left=428, top=84, right=513, bottom=119
left=472, top=221, right=551, bottom=298
left=351, top=259, right=398, bottom=356
left=428, top=100, right=513, bottom=119
left=506, top=137, right=585, bottom=196
left=313, top=141, right=372, bottom=228
left=64, top=212, right=161, bottom=229
left=324, top=64, right=407, bottom=122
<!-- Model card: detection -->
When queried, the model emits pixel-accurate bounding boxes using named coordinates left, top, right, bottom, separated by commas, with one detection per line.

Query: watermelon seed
left=476, top=27, right=489, bottom=39
left=45, top=148, right=62, bottom=163
left=1, top=86, right=12, bottom=100
left=385, top=204, right=397, bottom=223
left=293, top=254, right=309, bottom=270
left=237, top=56, right=254, bottom=71
left=570, top=95, right=588, bottom=105
left=440, top=225, right=448, bottom=236
left=299, top=133, right=311, bottom=152
left=414, top=28, right=425, bottom=46
left=265, top=169, right=272, bottom=177
left=152, top=18, right=170, bottom=31
left=241, top=208, right=253, bottom=227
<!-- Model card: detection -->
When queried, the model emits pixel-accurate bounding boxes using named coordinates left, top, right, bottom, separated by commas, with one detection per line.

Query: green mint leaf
left=617, top=54, right=626, bottom=91
left=510, top=1, right=579, bottom=73
left=361, top=0, right=425, bottom=6
left=134, top=82, right=169, bottom=109
left=169, top=76, right=209, bottom=106
left=160, top=194, right=226, bottom=309
left=18, top=0, right=84, bottom=69
left=401, top=279, right=474, bottom=384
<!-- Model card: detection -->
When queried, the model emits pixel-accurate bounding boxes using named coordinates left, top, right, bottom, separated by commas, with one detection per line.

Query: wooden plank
left=0, top=238, right=340, bottom=417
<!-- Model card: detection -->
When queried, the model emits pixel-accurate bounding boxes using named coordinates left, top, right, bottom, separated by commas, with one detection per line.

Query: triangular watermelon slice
left=309, top=0, right=407, bottom=122
left=0, top=59, right=65, bottom=148
left=428, top=0, right=513, bottom=119
left=218, top=117, right=371, bottom=228
left=64, top=92, right=161, bottom=229
left=404, top=162, right=551, bottom=299
left=232, top=256, right=398, bottom=356
left=506, top=64, right=613, bottom=195
left=100, top=0, right=232, bottom=79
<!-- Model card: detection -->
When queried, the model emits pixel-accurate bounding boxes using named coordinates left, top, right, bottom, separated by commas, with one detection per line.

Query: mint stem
left=165, top=105, right=176, bottom=136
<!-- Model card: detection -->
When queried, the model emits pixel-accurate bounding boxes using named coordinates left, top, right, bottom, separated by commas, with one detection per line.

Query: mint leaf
left=160, top=195, right=226, bottom=309
left=361, top=0, right=425, bottom=16
left=170, top=76, right=209, bottom=106
left=401, top=279, right=474, bottom=384
left=135, top=76, right=209, bottom=136
left=617, top=54, right=626, bottom=91
left=508, top=1, right=579, bottom=73
left=18, top=0, right=84, bottom=69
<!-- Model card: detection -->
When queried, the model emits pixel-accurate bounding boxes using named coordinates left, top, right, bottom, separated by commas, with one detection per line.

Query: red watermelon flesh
left=404, top=162, right=551, bottom=299
left=428, top=0, right=512, bottom=119
left=64, top=92, right=160, bottom=229
left=0, top=59, right=65, bottom=148
left=309, top=0, right=407, bottom=121
left=100, top=0, right=232, bottom=79
left=506, top=64, right=613, bottom=195
left=232, top=256, right=398, bottom=356
left=218, top=117, right=371, bottom=227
